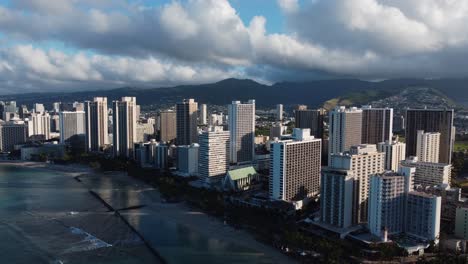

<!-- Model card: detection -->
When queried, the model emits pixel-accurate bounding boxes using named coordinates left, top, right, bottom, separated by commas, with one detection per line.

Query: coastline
left=0, top=161, right=296, bottom=263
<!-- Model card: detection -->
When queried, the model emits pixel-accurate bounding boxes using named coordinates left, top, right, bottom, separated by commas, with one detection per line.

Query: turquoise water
left=0, top=165, right=284, bottom=264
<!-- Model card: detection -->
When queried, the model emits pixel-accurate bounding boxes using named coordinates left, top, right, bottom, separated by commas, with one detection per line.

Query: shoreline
left=0, top=161, right=296, bottom=263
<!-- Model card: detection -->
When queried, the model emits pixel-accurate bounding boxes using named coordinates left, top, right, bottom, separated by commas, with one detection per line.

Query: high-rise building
left=52, top=102, right=61, bottom=113
left=368, top=172, right=408, bottom=238
left=134, top=140, right=168, bottom=169
left=377, top=140, right=406, bottom=171
left=59, top=111, right=85, bottom=143
left=136, top=122, right=155, bottom=142
left=361, top=106, right=393, bottom=144
left=405, top=109, right=454, bottom=164
left=85, top=97, right=109, bottom=152
left=228, top=100, right=255, bottom=164
left=176, top=99, right=198, bottom=145
left=33, top=103, right=45, bottom=114
left=405, top=192, right=441, bottom=242
left=177, top=144, right=199, bottom=176
left=0, top=120, right=28, bottom=152
left=400, top=157, right=451, bottom=187
left=416, top=130, right=440, bottom=163
left=320, top=168, right=355, bottom=229
left=209, top=113, right=224, bottom=127
left=329, top=106, right=362, bottom=158
left=28, top=112, right=51, bottom=140
left=455, top=207, right=468, bottom=240
left=18, top=105, right=29, bottom=119
left=198, top=126, right=230, bottom=181
left=330, top=144, right=385, bottom=224
left=199, top=104, right=207, bottom=125
left=276, top=104, right=283, bottom=121
left=112, top=97, right=138, bottom=158
left=269, top=128, right=321, bottom=202
left=269, top=123, right=285, bottom=139
left=294, top=106, right=324, bottom=139
left=159, top=110, right=176, bottom=143
left=50, top=114, right=60, bottom=132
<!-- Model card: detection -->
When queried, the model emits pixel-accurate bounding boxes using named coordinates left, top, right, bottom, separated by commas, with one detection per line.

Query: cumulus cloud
left=0, top=45, right=244, bottom=93
left=1, top=0, right=468, bottom=93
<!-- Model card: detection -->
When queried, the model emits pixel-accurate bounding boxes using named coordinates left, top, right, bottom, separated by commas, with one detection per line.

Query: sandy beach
left=0, top=161, right=296, bottom=263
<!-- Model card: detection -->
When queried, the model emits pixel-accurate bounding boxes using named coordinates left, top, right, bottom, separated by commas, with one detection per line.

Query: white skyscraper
left=377, top=140, right=406, bottom=171
left=59, top=111, right=85, bottom=143
left=400, top=157, right=451, bottom=187
left=228, top=100, right=255, bottom=164
left=28, top=112, right=51, bottom=140
left=406, top=192, right=441, bottom=242
left=329, top=106, right=363, bottom=159
left=33, top=103, right=45, bottom=114
left=198, top=126, right=230, bottom=181
left=416, top=130, right=440, bottom=163
left=85, top=97, right=109, bottom=152
left=276, top=104, right=283, bottom=121
left=368, top=172, right=409, bottom=238
left=199, top=104, right=207, bottom=125
left=269, top=128, right=322, bottom=202
left=330, top=144, right=385, bottom=224
left=112, top=97, right=138, bottom=158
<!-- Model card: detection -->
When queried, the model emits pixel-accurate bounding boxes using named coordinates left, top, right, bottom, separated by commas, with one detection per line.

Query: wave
left=64, top=227, right=112, bottom=254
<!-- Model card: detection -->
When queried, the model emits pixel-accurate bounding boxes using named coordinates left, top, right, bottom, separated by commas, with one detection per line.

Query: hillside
left=1, top=78, right=467, bottom=109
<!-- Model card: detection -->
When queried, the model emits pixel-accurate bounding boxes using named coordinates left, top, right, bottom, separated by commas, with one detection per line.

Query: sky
left=1, top=0, right=468, bottom=94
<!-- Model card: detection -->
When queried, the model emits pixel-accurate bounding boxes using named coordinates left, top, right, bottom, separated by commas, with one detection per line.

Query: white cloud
left=1, top=0, right=468, bottom=92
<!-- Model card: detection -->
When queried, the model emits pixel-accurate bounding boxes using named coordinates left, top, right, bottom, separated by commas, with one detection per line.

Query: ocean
left=0, top=165, right=286, bottom=264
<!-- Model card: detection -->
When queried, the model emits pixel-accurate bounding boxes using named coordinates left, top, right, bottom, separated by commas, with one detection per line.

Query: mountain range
left=1, top=78, right=467, bottom=110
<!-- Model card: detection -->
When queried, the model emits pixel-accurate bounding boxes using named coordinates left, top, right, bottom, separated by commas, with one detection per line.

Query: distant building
left=400, top=157, right=451, bottom=187
left=294, top=106, right=324, bottom=139
left=361, top=106, right=393, bottom=144
left=159, top=110, right=176, bottom=143
left=136, top=122, right=155, bottom=142
left=176, top=99, right=198, bottom=145
left=269, top=124, right=285, bottom=139
left=276, top=104, right=283, bottom=121
left=59, top=111, right=85, bottom=143
left=85, top=97, right=109, bottom=152
left=329, top=106, right=362, bottom=159
left=377, top=140, right=406, bottom=171
left=33, top=103, right=45, bottom=114
left=0, top=120, right=28, bottom=152
left=177, top=144, right=199, bottom=176
left=269, top=128, right=321, bottom=203
left=228, top=100, right=255, bottom=164
left=199, top=104, right=207, bottom=125
left=405, top=109, right=454, bottom=164
left=416, top=130, right=440, bottom=163
left=198, top=126, right=230, bottom=181
left=28, top=112, right=51, bottom=140
left=112, top=97, right=138, bottom=158
left=134, top=140, right=168, bottom=169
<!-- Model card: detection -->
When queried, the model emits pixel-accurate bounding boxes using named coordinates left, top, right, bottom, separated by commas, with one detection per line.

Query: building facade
left=377, top=140, right=406, bottom=171
left=176, top=99, right=198, bottom=145
left=405, top=109, right=454, bottom=164
left=269, top=128, right=322, bottom=202
left=294, top=106, right=324, bottom=139
left=112, top=97, right=137, bottom=158
left=59, top=111, right=85, bottom=143
left=329, top=106, right=362, bottom=158
left=85, top=97, right=109, bottom=152
left=228, top=100, right=255, bottom=164
left=416, top=130, right=440, bottom=163
left=361, top=106, right=393, bottom=145
left=198, top=126, right=230, bottom=181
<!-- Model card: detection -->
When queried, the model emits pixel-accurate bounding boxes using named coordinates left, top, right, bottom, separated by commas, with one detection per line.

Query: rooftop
left=227, top=166, right=257, bottom=181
